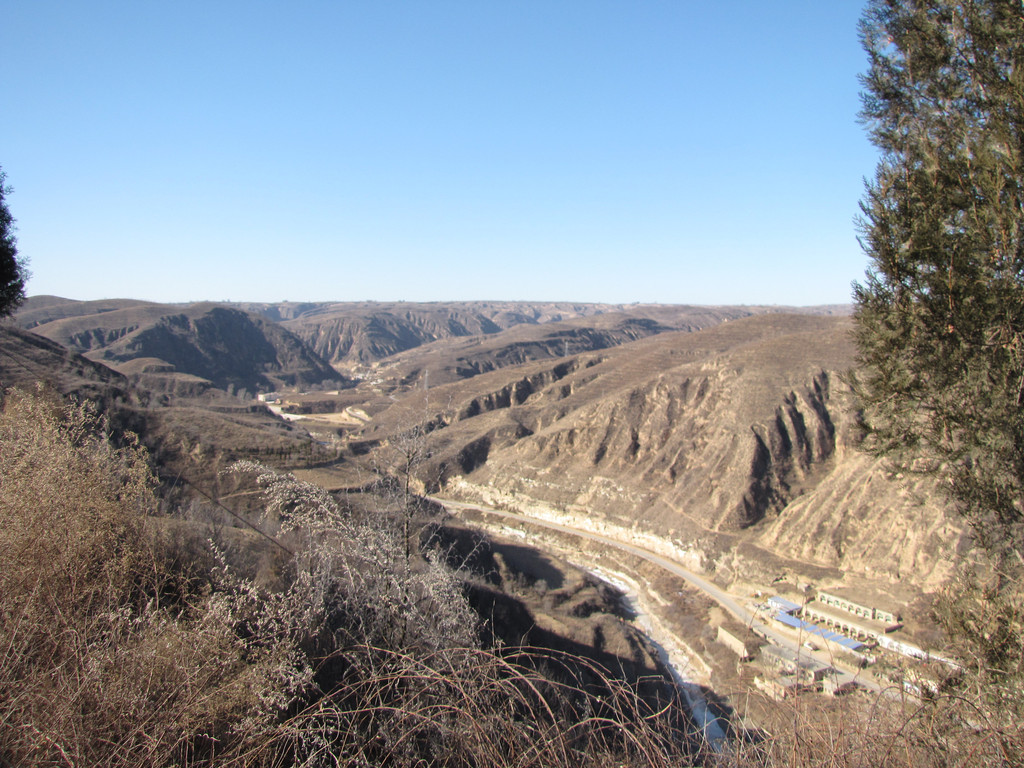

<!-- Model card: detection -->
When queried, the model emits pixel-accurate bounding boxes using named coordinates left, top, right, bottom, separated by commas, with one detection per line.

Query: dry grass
left=0, top=385, right=702, bottom=767
left=238, top=644, right=700, bottom=768
left=0, top=385, right=312, bottom=766
left=3, top=383, right=1019, bottom=767
left=731, top=688, right=1023, bottom=768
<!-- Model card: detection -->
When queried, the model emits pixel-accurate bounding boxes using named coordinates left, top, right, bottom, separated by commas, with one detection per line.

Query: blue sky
left=1, top=2, right=876, bottom=306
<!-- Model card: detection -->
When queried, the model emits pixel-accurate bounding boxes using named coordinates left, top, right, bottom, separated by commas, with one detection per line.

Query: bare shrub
left=0, top=387, right=310, bottom=766
left=0, top=386, right=742, bottom=767
left=227, top=460, right=481, bottom=655
left=732, top=683, right=1023, bottom=768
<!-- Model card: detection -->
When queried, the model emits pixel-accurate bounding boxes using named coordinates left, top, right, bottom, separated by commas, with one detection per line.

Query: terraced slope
left=17, top=300, right=346, bottom=393
left=350, top=314, right=960, bottom=592
left=266, top=301, right=800, bottom=370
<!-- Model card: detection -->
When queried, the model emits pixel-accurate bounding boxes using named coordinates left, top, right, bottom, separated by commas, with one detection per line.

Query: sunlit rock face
left=358, top=312, right=961, bottom=591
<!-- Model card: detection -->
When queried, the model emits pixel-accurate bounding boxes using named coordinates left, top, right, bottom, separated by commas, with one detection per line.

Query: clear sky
left=1, top=2, right=877, bottom=306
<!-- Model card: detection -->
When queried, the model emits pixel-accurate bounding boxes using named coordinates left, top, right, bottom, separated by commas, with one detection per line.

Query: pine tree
left=0, top=166, right=28, bottom=317
left=852, top=0, right=1024, bottom=566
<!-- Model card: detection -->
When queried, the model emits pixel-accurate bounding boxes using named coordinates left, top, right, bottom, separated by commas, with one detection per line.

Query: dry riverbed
left=438, top=509, right=754, bottom=740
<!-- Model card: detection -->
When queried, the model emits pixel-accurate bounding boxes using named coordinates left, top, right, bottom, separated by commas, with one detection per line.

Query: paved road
left=432, top=497, right=880, bottom=693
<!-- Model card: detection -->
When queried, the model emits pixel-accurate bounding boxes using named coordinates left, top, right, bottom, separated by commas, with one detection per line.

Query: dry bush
left=0, top=387, right=310, bottom=766
left=732, top=683, right=1023, bottom=768
left=0, top=385, right=154, bottom=615
left=0, top=388, right=702, bottom=767
left=227, top=460, right=480, bottom=655
left=243, top=645, right=699, bottom=768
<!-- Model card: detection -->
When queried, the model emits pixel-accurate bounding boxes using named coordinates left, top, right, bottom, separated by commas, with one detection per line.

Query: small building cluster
left=752, top=646, right=856, bottom=700
left=717, top=626, right=755, bottom=661
left=815, top=591, right=900, bottom=626
left=766, top=591, right=903, bottom=649
left=754, top=674, right=818, bottom=700
left=760, top=644, right=834, bottom=683
left=766, top=596, right=867, bottom=655
left=749, top=588, right=918, bottom=701
left=801, top=602, right=901, bottom=642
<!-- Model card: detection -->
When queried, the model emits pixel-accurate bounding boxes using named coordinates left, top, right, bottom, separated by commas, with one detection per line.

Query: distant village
left=719, top=589, right=955, bottom=702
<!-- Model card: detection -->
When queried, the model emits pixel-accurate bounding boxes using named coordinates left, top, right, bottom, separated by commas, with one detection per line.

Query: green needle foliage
left=852, top=0, right=1024, bottom=566
left=851, top=1, right=1024, bottom=750
left=0, top=165, right=28, bottom=317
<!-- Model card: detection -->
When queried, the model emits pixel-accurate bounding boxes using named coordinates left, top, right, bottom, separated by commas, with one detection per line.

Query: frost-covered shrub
left=229, top=460, right=480, bottom=654
left=0, top=386, right=699, bottom=768
left=0, top=388, right=311, bottom=766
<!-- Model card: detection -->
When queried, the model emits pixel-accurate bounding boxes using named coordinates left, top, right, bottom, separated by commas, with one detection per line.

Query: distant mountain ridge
left=248, top=300, right=849, bottom=370
left=16, top=298, right=345, bottom=393
left=18, top=297, right=851, bottom=388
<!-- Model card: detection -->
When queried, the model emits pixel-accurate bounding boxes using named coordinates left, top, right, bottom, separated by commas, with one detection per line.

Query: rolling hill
left=16, top=298, right=347, bottom=393
left=345, top=313, right=960, bottom=599
left=10, top=297, right=954, bottom=603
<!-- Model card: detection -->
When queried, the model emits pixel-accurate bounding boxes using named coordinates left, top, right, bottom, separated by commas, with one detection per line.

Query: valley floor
left=428, top=495, right=946, bottom=738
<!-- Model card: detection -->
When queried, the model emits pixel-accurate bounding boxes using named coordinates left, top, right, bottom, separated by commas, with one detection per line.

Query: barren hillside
left=256, top=300, right=834, bottom=371
left=349, top=313, right=960, bottom=593
left=9, top=299, right=956, bottom=597
left=16, top=299, right=346, bottom=393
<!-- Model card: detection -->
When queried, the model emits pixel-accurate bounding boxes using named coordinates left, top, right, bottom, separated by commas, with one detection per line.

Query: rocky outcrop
left=454, top=359, right=586, bottom=420
left=287, top=310, right=501, bottom=366
left=276, top=302, right=767, bottom=371
left=18, top=302, right=347, bottom=394
left=753, top=395, right=961, bottom=587
left=357, top=313, right=962, bottom=590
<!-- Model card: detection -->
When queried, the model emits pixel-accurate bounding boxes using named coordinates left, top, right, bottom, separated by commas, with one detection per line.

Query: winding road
left=431, top=496, right=879, bottom=694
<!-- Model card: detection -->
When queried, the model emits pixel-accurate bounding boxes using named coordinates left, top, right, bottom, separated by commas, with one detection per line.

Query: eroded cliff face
left=753, top=408, right=963, bottom=588
left=462, top=362, right=849, bottom=535
left=20, top=303, right=347, bottom=393
left=361, top=314, right=962, bottom=591
left=281, top=302, right=760, bottom=375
